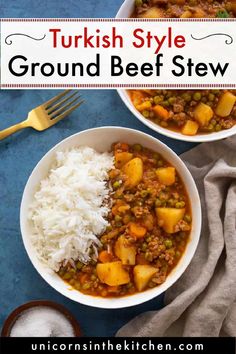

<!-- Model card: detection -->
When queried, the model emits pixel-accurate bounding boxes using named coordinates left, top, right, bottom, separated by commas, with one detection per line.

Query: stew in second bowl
left=128, top=0, right=236, bottom=137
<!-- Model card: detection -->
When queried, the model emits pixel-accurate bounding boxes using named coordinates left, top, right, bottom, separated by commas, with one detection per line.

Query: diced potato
left=156, top=167, right=176, bottom=186
left=182, top=120, right=199, bottom=136
left=115, top=152, right=133, bottom=169
left=96, top=261, right=130, bottom=286
left=193, top=103, right=213, bottom=126
left=98, top=250, right=113, bottom=263
left=115, top=235, right=136, bottom=265
left=140, top=7, right=163, bottom=18
left=153, top=105, right=170, bottom=120
left=133, top=265, right=157, bottom=291
left=215, top=92, right=236, bottom=117
left=180, top=10, right=192, bottom=18
left=123, top=157, right=143, bottom=189
left=193, top=8, right=206, bottom=17
left=129, top=222, right=147, bottom=239
left=136, top=101, right=152, bottom=112
left=156, top=208, right=185, bottom=234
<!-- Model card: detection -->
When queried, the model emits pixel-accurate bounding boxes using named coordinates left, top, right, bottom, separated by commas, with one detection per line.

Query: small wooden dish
left=1, top=300, right=82, bottom=337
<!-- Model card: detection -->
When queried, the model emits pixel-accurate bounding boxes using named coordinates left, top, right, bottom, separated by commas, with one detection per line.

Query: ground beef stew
left=130, top=90, right=236, bottom=135
left=130, top=0, right=236, bottom=136
left=133, top=0, right=236, bottom=18
left=58, top=143, right=191, bottom=297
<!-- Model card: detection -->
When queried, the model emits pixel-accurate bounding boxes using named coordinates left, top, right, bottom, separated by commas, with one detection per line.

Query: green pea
left=76, top=261, right=83, bottom=270
left=82, top=283, right=91, bottom=290
left=175, top=201, right=186, bottom=208
left=216, top=9, right=229, bottom=18
left=141, top=190, right=149, bottom=198
left=193, top=92, right=202, bottom=101
left=142, top=110, right=150, bottom=118
left=184, top=214, right=192, bottom=223
left=113, top=181, right=120, bottom=189
left=133, top=143, right=142, bottom=152
left=215, top=124, right=222, bottom=132
left=168, top=97, right=176, bottom=105
left=207, top=124, right=214, bottom=131
left=146, top=236, right=152, bottom=243
left=182, top=93, right=192, bottom=102
left=153, top=96, right=163, bottom=105
left=91, top=274, right=97, bottom=281
left=176, top=251, right=181, bottom=258
left=164, top=239, right=173, bottom=249
left=208, top=93, right=215, bottom=101
left=145, top=252, right=153, bottom=261
left=159, top=192, right=166, bottom=201
left=162, top=100, right=170, bottom=107
left=106, top=225, right=112, bottom=232
left=168, top=198, right=175, bottom=207
left=211, top=119, right=217, bottom=126
left=157, top=160, right=164, bottom=167
left=141, top=242, right=147, bottom=251
left=155, top=198, right=162, bottom=207
left=63, top=272, right=71, bottom=280
left=115, top=215, right=122, bottom=222
left=135, top=0, right=143, bottom=6
left=153, top=152, right=160, bottom=160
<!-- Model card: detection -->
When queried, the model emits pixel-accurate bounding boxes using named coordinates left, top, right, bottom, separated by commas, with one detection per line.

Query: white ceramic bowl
left=116, top=0, right=236, bottom=143
left=20, top=127, right=201, bottom=309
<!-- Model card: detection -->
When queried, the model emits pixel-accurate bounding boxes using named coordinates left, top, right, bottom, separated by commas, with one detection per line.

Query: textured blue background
left=0, top=0, right=195, bottom=336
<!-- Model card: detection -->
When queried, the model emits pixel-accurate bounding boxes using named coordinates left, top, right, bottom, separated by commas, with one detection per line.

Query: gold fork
left=0, top=90, right=83, bottom=141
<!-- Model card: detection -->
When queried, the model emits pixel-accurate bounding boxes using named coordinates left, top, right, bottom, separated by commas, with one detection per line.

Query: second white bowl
left=116, top=0, right=236, bottom=143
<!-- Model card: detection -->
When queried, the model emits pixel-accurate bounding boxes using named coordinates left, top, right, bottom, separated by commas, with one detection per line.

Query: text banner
left=1, top=18, right=236, bottom=89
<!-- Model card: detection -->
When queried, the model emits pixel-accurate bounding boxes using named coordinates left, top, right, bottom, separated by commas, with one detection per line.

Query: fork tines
left=44, top=90, right=83, bottom=121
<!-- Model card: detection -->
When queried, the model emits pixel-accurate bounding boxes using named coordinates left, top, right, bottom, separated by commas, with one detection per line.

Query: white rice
left=29, top=146, right=114, bottom=272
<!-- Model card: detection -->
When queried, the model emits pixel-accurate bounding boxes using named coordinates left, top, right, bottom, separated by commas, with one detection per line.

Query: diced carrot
left=129, top=223, right=147, bottom=239
left=98, top=250, right=113, bottom=263
left=131, top=91, right=145, bottom=106
left=153, top=105, right=170, bottom=120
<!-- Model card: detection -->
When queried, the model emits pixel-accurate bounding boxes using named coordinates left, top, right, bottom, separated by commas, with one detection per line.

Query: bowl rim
left=20, top=126, right=202, bottom=309
left=116, top=0, right=236, bottom=143
left=1, top=300, right=82, bottom=337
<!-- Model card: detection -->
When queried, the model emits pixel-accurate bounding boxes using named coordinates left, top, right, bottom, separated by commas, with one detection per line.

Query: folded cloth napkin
left=117, top=135, right=236, bottom=337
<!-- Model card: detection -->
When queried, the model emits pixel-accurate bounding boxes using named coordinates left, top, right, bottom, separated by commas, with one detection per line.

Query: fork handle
left=0, top=120, right=29, bottom=141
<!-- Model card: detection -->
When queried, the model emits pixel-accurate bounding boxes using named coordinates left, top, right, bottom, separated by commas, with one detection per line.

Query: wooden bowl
left=1, top=300, right=82, bottom=337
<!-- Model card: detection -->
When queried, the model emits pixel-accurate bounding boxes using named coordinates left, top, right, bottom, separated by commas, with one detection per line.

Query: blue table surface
left=0, top=0, right=195, bottom=337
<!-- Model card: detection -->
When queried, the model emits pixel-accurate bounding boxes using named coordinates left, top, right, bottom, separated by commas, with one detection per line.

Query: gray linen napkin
left=117, top=136, right=236, bottom=337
